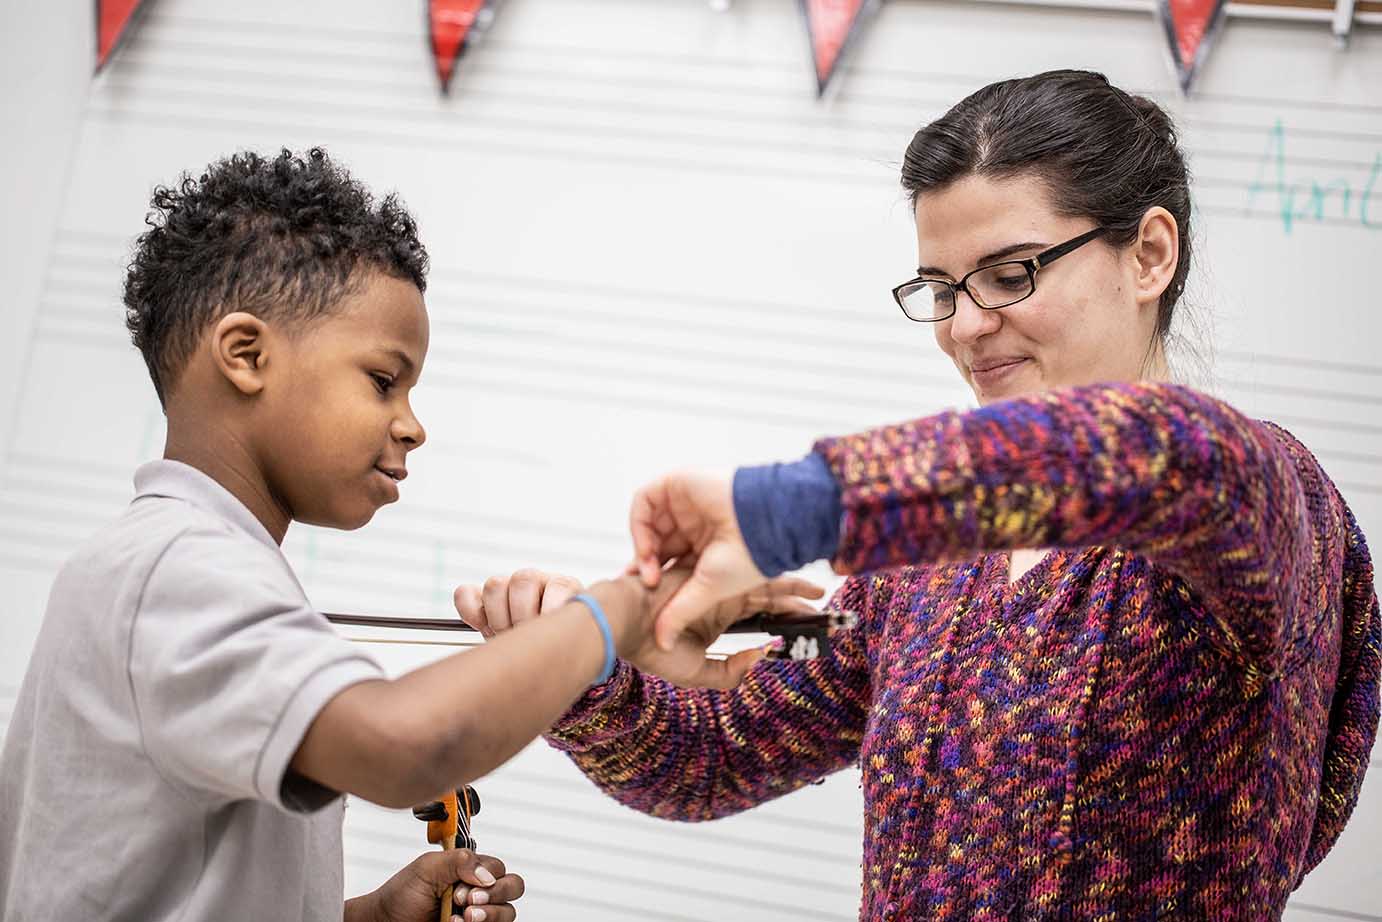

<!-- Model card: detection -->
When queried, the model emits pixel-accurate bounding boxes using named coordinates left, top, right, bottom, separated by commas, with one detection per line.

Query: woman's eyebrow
left=916, top=240, right=1047, bottom=276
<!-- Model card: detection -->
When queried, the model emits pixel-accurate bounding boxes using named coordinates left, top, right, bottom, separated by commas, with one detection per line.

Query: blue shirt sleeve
left=731, top=452, right=842, bottom=578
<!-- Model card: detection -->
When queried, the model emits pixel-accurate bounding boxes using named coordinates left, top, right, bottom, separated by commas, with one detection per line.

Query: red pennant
left=96, top=0, right=150, bottom=72
left=1157, top=0, right=1229, bottom=94
left=430, top=0, right=498, bottom=93
left=801, top=0, right=878, bottom=99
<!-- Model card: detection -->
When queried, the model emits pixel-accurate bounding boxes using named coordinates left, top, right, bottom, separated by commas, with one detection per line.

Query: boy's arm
left=293, top=569, right=772, bottom=808
left=292, top=577, right=645, bottom=807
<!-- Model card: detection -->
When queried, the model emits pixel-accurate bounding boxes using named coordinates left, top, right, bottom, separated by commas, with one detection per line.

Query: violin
left=412, top=785, right=481, bottom=922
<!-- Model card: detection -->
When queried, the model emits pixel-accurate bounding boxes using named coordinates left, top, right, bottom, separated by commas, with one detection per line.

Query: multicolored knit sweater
left=547, top=382, right=1380, bottom=921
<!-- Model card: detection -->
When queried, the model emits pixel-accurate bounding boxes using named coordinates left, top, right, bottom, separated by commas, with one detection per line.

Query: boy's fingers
left=462, top=905, right=516, bottom=922
left=506, top=570, right=544, bottom=626
left=476, top=854, right=508, bottom=881
left=444, top=849, right=499, bottom=887
left=481, top=577, right=512, bottom=632
left=467, top=873, right=524, bottom=905
left=539, top=576, right=581, bottom=615
left=453, top=585, right=487, bottom=632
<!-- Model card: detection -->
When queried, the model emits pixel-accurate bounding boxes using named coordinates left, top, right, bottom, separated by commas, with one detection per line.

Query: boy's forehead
left=324, top=274, right=428, bottom=351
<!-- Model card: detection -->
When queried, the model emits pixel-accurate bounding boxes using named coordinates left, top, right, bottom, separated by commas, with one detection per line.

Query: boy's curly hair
left=123, top=147, right=429, bottom=404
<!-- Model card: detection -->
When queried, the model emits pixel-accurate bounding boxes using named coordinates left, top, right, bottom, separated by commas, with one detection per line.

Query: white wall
left=1, top=1, right=1379, bottom=920
left=0, top=0, right=93, bottom=458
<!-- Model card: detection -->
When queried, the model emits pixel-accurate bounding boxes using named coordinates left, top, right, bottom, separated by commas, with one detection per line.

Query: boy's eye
left=370, top=373, right=394, bottom=394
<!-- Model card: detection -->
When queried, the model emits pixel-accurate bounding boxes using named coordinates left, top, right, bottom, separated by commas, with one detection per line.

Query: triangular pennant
left=96, top=0, right=152, bottom=73
left=800, top=0, right=879, bottom=99
left=429, top=0, right=500, bottom=93
left=1156, top=0, right=1229, bottom=95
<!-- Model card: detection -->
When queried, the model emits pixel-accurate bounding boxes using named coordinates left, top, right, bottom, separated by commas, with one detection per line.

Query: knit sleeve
left=543, top=573, right=886, bottom=821
left=813, top=381, right=1339, bottom=672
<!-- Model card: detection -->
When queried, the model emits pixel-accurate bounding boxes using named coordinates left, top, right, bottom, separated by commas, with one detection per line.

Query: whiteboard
left=1, top=1, right=1378, bottom=919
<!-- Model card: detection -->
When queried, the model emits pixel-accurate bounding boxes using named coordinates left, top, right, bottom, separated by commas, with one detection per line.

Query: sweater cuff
left=731, top=452, right=842, bottom=578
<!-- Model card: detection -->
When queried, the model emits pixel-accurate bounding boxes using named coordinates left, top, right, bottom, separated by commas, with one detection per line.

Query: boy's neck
left=163, top=424, right=292, bottom=546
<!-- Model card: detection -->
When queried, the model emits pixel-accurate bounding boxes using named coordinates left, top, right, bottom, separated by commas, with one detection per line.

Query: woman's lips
left=969, top=357, right=1029, bottom=390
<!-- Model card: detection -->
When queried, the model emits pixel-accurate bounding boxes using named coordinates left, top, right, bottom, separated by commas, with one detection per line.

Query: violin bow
left=323, top=608, right=858, bottom=661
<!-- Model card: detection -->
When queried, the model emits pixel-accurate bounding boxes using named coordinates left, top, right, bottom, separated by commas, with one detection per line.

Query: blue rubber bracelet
left=571, top=593, right=616, bottom=685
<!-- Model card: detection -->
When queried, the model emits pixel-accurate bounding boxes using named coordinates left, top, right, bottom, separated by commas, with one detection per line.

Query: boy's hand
left=456, top=568, right=824, bottom=689
left=453, top=569, right=583, bottom=636
left=346, top=848, right=524, bottom=922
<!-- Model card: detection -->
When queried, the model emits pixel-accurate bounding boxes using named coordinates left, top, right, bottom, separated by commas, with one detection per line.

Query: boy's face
left=257, top=272, right=430, bottom=530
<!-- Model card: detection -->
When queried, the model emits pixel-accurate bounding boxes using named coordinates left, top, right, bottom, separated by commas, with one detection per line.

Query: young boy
left=0, top=148, right=785, bottom=922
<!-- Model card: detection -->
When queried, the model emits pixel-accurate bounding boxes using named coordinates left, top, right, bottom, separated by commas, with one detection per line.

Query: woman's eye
left=370, top=373, right=394, bottom=394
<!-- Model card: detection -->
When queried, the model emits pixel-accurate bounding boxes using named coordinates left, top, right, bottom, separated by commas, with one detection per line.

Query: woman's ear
left=209, top=312, right=270, bottom=396
left=1132, top=206, right=1179, bottom=310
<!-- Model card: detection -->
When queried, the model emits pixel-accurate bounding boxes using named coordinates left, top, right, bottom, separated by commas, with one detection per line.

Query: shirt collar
left=133, top=459, right=280, bottom=551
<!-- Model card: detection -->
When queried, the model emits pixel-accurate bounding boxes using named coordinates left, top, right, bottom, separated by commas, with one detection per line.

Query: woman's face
left=913, top=173, right=1171, bottom=405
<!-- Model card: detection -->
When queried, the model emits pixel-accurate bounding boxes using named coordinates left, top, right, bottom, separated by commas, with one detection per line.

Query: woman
left=458, top=70, right=1379, bottom=920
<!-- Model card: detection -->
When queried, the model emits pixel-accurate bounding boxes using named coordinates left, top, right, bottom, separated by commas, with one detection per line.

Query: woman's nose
left=946, top=289, right=1000, bottom=344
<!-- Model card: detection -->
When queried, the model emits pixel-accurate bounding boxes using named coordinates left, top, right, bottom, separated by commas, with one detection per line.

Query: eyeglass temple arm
left=1032, top=227, right=1107, bottom=271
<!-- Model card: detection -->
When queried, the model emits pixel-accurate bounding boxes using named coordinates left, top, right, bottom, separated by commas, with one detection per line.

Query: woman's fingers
left=769, top=576, right=827, bottom=601
left=630, top=480, right=672, bottom=586
left=670, top=646, right=767, bottom=690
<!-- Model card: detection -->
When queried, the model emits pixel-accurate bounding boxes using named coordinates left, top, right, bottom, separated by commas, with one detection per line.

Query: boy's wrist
left=343, top=894, right=381, bottom=922
left=584, top=576, right=650, bottom=659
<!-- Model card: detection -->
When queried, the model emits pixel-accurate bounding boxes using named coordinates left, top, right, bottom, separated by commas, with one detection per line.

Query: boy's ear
left=209, top=312, right=271, bottom=396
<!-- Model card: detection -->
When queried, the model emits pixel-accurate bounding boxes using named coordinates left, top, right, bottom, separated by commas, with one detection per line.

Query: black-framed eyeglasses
left=892, top=227, right=1108, bottom=323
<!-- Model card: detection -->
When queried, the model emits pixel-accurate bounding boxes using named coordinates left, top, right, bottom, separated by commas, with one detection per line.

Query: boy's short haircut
left=123, top=147, right=430, bottom=404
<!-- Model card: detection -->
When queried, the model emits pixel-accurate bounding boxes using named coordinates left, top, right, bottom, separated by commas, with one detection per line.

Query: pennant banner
left=800, top=0, right=879, bottom=99
left=1156, top=0, right=1229, bottom=94
left=96, top=0, right=151, bottom=73
left=430, top=0, right=501, bottom=93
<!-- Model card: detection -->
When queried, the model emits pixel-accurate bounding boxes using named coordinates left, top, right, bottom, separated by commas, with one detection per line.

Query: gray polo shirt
left=0, top=460, right=385, bottom=921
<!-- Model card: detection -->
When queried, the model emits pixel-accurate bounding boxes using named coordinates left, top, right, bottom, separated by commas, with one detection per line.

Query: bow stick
left=412, top=785, right=481, bottom=922
left=323, top=609, right=858, bottom=661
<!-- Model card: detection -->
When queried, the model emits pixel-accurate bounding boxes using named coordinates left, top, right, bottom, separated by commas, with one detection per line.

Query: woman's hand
left=628, top=471, right=765, bottom=651
left=623, top=570, right=824, bottom=688
left=345, top=848, right=525, bottom=922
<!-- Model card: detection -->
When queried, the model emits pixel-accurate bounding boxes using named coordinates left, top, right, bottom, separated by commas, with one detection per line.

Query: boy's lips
left=373, top=464, right=405, bottom=501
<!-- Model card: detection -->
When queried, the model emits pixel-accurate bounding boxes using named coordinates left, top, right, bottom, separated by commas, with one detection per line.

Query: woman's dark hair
left=124, top=147, right=429, bottom=405
left=901, top=69, right=1192, bottom=354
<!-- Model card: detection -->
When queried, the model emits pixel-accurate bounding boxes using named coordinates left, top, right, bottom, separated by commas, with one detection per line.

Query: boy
left=0, top=148, right=786, bottom=921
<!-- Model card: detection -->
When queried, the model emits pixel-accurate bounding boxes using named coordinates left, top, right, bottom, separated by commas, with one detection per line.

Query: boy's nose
left=394, top=411, right=426, bottom=449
